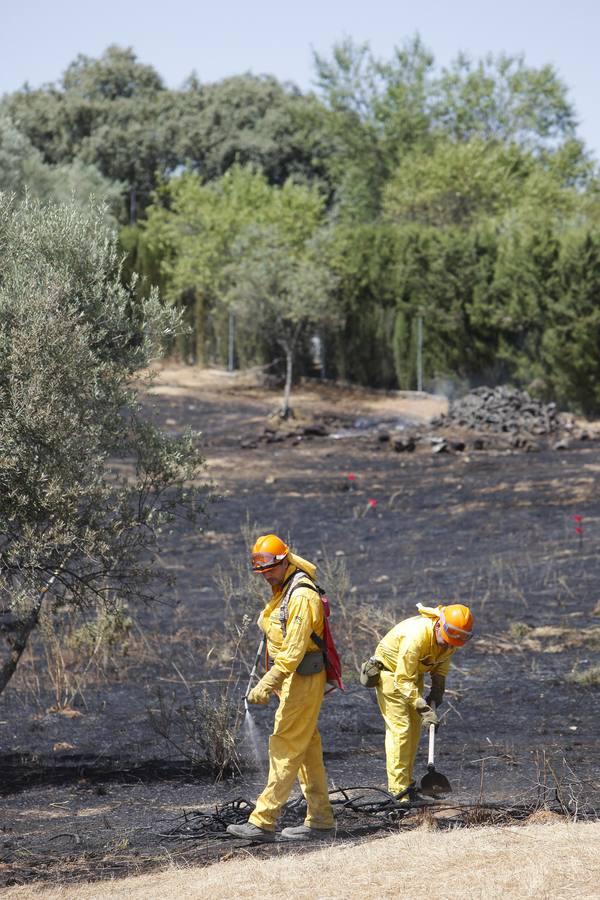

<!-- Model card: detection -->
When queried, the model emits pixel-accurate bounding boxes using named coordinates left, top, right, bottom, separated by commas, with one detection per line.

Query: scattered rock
left=553, top=439, right=571, bottom=451
left=510, top=433, right=540, bottom=452
left=302, top=423, right=329, bottom=437
left=392, top=437, right=416, bottom=453
left=263, top=430, right=286, bottom=444
left=431, top=437, right=449, bottom=454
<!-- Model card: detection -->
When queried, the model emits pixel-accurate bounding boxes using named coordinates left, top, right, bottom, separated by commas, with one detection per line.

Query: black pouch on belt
left=296, top=650, right=325, bottom=676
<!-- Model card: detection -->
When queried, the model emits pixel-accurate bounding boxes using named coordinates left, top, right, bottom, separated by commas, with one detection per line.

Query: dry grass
left=142, top=362, right=448, bottom=429
left=566, top=665, right=600, bottom=686
left=8, top=821, right=600, bottom=900
left=485, top=625, right=600, bottom=655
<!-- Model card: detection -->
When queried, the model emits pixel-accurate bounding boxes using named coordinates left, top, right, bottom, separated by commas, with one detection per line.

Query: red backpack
left=279, top=573, right=344, bottom=692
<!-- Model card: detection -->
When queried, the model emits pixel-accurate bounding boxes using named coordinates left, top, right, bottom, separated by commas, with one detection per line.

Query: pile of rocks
left=441, top=386, right=562, bottom=435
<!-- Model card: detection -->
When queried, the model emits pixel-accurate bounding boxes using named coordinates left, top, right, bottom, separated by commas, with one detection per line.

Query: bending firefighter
left=227, top=534, right=335, bottom=842
left=361, top=603, right=474, bottom=800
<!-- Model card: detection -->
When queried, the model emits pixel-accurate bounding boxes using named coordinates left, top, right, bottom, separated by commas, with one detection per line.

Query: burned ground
left=1, top=367, right=599, bottom=889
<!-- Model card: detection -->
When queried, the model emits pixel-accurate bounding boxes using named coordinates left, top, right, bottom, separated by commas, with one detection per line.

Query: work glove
left=359, top=657, right=382, bottom=688
left=247, top=666, right=285, bottom=705
left=415, top=697, right=439, bottom=728
left=426, top=674, right=446, bottom=708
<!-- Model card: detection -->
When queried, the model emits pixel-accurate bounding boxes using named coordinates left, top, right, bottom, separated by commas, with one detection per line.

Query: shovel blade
left=420, top=767, right=452, bottom=798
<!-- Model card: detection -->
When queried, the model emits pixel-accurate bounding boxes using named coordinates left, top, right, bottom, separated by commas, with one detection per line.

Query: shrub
left=0, top=194, right=208, bottom=695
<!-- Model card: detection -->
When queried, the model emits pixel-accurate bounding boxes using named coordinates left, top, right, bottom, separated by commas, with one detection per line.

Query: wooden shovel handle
left=428, top=723, right=436, bottom=766
left=427, top=700, right=437, bottom=766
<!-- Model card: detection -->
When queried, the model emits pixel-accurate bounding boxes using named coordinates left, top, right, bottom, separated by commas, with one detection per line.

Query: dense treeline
left=2, top=40, right=600, bottom=411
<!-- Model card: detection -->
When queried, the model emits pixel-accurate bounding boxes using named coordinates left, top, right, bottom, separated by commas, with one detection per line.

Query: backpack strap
left=291, top=580, right=327, bottom=647
left=279, top=574, right=321, bottom=639
left=310, top=630, right=325, bottom=650
left=275, top=570, right=299, bottom=639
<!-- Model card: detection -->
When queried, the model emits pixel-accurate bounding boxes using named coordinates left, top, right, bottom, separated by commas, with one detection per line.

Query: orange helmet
left=251, top=534, right=289, bottom=573
left=439, top=605, right=474, bottom=646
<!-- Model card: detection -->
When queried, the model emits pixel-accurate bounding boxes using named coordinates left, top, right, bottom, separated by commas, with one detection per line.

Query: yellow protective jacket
left=257, top=552, right=324, bottom=677
left=375, top=604, right=456, bottom=709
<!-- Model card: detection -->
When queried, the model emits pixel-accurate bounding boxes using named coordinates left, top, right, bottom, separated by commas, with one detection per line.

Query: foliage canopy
left=3, top=37, right=600, bottom=411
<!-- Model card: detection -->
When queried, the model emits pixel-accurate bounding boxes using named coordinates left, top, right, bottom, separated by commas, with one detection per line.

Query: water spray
left=244, top=635, right=266, bottom=714
left=241, top=635, right=267, bottom=771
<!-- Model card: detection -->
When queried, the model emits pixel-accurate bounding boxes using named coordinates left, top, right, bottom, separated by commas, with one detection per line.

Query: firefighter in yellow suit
left=227, top=534, right=334, bottom=842
left=367, top=603, right=474, bottom=799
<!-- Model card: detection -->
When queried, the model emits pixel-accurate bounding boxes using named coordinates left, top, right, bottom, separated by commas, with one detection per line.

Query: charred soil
left=1, top=365, right=600, bottom=889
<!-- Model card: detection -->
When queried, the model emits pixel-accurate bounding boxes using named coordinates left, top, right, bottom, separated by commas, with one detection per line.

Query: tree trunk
left=281, top=347, right=293, bottom=419
left=228, top=312, right=236, bottom=372
left=129, top=188, right=137, bottom=225
left=176, top=294, right=189, bottom=361
left=194, top=291, right=205, bottom=367
left=0, top=601, right=43, bottom=695
left=0, top=567, right=65, bottom=696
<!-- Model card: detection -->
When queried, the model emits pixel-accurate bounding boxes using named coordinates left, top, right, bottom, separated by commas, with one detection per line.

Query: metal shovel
left=420, top=703, right=452, bottom=798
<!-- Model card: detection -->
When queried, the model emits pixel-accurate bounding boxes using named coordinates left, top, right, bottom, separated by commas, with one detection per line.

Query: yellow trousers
left=249, top=669, right=334, bottom=831
left=376, top=669, right=423, bottom=796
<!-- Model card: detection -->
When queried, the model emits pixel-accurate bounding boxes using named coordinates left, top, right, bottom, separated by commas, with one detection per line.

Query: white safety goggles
left=439, top=613, right=473, bottom=643
left=251, top=551, right=287, bottom=572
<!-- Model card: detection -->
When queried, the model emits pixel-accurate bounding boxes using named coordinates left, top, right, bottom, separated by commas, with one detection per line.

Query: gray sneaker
left=226, top=822, right=276, bottom=842
left=280, top=825, right=334, bottom=841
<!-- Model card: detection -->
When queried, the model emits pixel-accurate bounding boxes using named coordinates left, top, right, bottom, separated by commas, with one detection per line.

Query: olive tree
left=223, top=224, right=339, bottom=418
left=0, top=195, right=206, bottom=695
left=140, top=165, right=329, bottom=368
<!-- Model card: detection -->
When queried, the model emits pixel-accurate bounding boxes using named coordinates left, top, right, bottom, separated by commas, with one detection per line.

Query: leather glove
left=360, top=657, right=382, bottom=688
left=247, top=666, right=285, bottom=705
left=426, top=674, right=446, bottom=708
left=421, top=707, right=440, bottom=728
left=416, top=697, right=439, bottom=728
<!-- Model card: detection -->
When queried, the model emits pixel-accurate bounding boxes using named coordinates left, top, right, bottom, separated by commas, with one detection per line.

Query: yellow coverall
left=249, top=553, right=334, bottom=832
left=375, top=605, right=456, bottom=796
